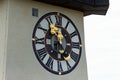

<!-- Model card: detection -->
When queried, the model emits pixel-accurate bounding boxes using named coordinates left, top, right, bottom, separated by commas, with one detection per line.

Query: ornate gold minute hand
left=64, top=54, right=71, bottom=61
left=58, top=43, right=70, bottom=60
left=57, top=29, right=71, bottom=60
left=58, top=43, right=64, bottom=54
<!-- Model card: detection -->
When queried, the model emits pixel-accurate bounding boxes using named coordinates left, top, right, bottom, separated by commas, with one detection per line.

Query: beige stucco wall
left=0, top=0, right=8, bottom=80
left=0, top=0, right=88, bottom=80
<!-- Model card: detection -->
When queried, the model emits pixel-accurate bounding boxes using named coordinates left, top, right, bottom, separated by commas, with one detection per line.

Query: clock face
left=32, top=12, right=82, bottom=75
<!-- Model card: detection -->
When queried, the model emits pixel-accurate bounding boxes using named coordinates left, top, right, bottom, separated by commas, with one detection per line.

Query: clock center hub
left=51, top=35, right=66, bottom=53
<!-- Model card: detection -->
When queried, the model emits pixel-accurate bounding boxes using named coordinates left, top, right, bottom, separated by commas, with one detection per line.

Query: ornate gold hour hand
left=50, top=24, right=58, bottom=35
left=57, top=30, right=63, bottom=44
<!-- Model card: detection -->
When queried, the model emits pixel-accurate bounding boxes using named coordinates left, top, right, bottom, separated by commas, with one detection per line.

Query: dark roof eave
left=34, top=0, right=109, bottom=16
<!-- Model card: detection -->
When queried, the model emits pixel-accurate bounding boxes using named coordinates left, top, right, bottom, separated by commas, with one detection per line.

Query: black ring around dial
left=45, top=26, right=72, bottom=61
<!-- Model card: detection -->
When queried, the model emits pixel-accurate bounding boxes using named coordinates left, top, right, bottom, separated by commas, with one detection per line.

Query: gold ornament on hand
left=64, top=54, right=71, bottom=61
left=50, top=24, right=64, bottom=44
left=50, top=24, right=58, bottom=35
left=59, top=50, right=64, bottom=54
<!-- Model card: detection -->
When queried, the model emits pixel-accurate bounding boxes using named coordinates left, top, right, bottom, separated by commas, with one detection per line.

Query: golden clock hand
left=50, top=24, right=69, bottom=60
left=50, top=25, right=64, bottom=54
left=57, top=29, right=70, bottom=60
left=50, top=24, right=58, bottom=35
left=57, top=42, right=64, bottom=54
left=57, top=30, right=63, bottom=44
left=64, top=54, right=71, bottom=61
left=50, top=23, right=63, bottom=44
left=58, top=43, right=70, bottom=60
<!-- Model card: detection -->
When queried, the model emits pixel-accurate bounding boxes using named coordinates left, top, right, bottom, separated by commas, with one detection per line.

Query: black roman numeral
left=38, top=25, right=47, bottom=33
left=71, top=51, right=78, bottom=62
left=37, top=48, right=47, bottom=60
left=36, top=37, right=44, bottom=44
left=70, top=31, right=77, bottom=38
left=46, top=16, right=53, bottom=26
left=46, top=57, right=54, bottom=69
left=66, top=61, right=71, bottom=70
left=72, top=42, right=79, bottom=49
left=55, top=15, right=62, bottom=26
left=65, top=21, right=70, bottom=29
left=58, top=61, right=63, bottom=72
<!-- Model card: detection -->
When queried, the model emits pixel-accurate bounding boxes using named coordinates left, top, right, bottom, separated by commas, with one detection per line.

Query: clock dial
left=32, top=12, right=82, bottom=75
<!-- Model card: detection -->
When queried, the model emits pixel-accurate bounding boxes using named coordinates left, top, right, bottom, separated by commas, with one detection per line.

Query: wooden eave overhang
left=34, top=0, right=109, bottom=16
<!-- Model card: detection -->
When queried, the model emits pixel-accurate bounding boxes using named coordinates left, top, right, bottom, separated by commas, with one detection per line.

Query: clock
left=32, top=12, right=82, bottom=75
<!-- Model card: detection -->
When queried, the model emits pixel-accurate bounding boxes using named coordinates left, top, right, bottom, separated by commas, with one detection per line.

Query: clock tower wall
left=2, top=0, right=88, bottom=80
left=0, top=0, right=9, bottom=80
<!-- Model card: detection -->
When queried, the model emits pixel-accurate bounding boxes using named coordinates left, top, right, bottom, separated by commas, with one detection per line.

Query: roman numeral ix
left=35, top=37, right=44, bottom=44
